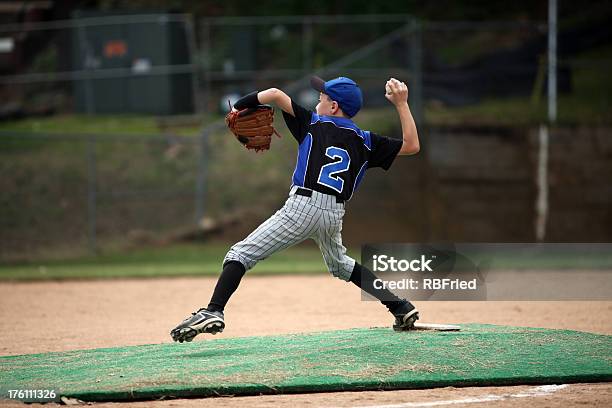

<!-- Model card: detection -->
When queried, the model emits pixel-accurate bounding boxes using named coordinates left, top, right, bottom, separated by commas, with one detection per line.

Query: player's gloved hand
left=225, top=105, right=281, bottom=152
left=384, top=78, right=409, bottom=106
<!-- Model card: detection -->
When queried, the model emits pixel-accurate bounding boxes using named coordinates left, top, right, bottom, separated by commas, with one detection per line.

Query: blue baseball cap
left=310, top=76, right=363, bottom=117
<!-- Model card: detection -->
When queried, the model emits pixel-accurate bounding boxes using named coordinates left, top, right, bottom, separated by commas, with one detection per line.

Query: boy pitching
left=171, top=76, right=420, bottom=342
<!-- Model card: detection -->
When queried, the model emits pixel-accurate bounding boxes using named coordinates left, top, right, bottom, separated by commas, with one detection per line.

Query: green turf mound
left=1, top=324, right=611, bottom=402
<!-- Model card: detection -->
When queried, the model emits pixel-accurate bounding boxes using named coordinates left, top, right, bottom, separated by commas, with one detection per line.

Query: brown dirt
left=1, top=275, right=611, bottom=407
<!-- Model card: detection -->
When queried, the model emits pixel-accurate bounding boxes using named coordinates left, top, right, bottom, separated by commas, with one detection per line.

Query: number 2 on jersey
left=317, top=146, right=351, bottom=194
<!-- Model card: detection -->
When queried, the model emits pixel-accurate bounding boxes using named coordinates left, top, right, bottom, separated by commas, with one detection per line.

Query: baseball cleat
left=392, top=302, right=420, bottom=331
left=170, top=308, right=225, bottom=343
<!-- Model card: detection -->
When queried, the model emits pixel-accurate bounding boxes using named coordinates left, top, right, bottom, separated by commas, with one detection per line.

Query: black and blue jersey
left=282, top=101, right=403, bottom=201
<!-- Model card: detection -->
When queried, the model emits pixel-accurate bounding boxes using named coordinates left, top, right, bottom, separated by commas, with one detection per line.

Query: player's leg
left=205, top=211, right=294, bottom=315
left=349, top=262, right=419, bottom=331
left=314, top=209, right=418, bottom=330
left=171, top=195, right=321, bottom=342
left=312, top=208, right=355, bottom=281
left=211, top=196, right=321, bottom=308
left=222, top=200, right=320, bottom=271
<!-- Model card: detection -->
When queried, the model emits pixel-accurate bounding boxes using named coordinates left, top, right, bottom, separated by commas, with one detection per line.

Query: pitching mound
left=1, top=324, right=610, bottom=403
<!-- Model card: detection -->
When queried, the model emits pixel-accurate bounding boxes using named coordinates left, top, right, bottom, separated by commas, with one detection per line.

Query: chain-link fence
left=0, top=132, right=204, bottom=259
left=0, top=118, right=304, bottom=260
left=1, top=12, right=610, bottom=259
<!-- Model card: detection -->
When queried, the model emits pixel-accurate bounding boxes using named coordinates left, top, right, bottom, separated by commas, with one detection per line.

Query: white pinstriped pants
left=223, top=186, right=356, bottom=281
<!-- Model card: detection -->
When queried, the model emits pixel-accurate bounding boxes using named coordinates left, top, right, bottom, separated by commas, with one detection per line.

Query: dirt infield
left=1, top=275, right=611, bottom=407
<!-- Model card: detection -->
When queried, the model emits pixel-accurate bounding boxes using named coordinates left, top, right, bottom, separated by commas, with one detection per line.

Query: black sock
left=349, top=262, right=409, bottom=314
left=207, top=261, right=246, bottom=312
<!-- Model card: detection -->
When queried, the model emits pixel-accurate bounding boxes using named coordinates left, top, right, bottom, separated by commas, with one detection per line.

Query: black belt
left=295, top=187, right=344, bottom=204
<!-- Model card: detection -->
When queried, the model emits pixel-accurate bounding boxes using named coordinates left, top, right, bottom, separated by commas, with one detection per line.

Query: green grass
left=0, top=109, right=397, bottom=139
left=0, top=243, right=354, bottom=281
left=0, top=114, right=208, bottom=136
left=426, top=91, right=610, bottom=126
left=2, top=241, right=610, bottom=281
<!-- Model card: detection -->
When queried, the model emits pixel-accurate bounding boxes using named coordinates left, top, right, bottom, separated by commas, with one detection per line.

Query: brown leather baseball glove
left=225, top=105, right=281, bottom=152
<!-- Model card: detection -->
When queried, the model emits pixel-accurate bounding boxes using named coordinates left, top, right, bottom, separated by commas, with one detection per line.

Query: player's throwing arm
left=385, top=78, right=419, bottom=155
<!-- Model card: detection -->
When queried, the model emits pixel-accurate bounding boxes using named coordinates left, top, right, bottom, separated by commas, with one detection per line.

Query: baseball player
left=171, top=76, right=420, bottom=342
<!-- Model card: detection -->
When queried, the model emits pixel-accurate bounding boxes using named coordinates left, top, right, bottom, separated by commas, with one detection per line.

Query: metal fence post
left=548, top=0, right=557, bottom=123
left=87, top=135, right=97, bottom=253
left=202, top=20, right=212, bottom=111
left=76, top=21, right=95, bottom=115
left=184, top=15, right=200, bottom=112
left=410, top=18, right=424, bottom=125
left=194, top=130, right=208, bottom=225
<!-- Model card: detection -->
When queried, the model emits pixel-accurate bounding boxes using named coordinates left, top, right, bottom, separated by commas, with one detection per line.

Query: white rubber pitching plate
left=413, top=322, right=461, bottom=331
